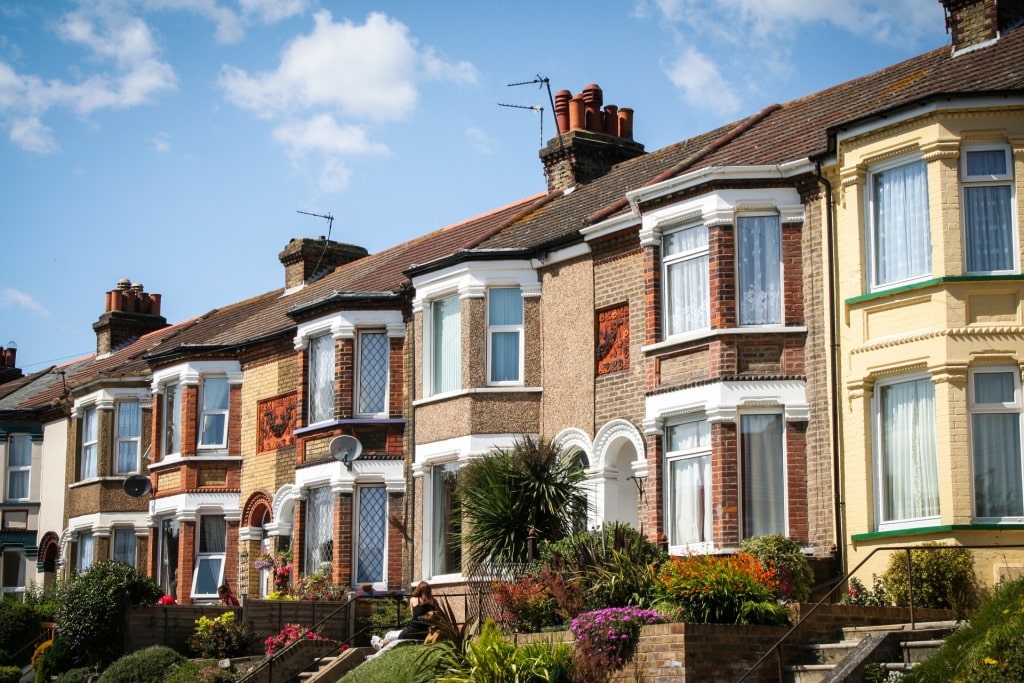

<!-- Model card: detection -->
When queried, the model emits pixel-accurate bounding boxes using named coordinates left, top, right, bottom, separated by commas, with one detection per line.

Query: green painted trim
left=852, top=524, right=1024, bottom=542
left=846, top=275, right=1024, bottom=306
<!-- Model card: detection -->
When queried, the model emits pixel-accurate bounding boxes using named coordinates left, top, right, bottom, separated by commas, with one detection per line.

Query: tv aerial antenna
left=296, top=210, right=336, bottom=282
left=498, top=102, right=544, bottom=148
left=504, top=74, right=566, bottom=159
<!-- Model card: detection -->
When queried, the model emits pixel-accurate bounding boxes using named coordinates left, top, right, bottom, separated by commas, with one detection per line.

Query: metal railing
left=735, top=543, right=1024, bottom=683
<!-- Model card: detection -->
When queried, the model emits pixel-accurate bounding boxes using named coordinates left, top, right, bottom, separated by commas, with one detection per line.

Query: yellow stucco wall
left=830, top=105, right=1024, bottom=585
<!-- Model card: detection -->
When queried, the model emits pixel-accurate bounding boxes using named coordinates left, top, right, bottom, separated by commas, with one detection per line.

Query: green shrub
left=34, top=634, right=78, bottom=683
left=881, top=544, right=980, bottom=617
left=292, top=572, right=348, bottom=600
left=492, top=574, right=562, bottom=633
left=23, top=580, right=63, bottom=623
left=164, top=659, right=236, bottom=683
left=839, top=575, right=889, bottom=607
left=358, top=595, right=411, bottom=638
left=907, top=576, right=1024, bottom=682
left=654, top=553, right=779, bottom=624
left=56, top=561, right=163, bottom=668
left=739, top=535, right=814, bottom=602
left=96, top=646, right=185, bottom=683
left=188, top=611, right=256, bottom=658
left=52, top=667, right=94, bottom=683
left=0, top=665, right=21, bottom=683
left=429, top=620, right=573, bottom=683
left=0, top=598, right=41, bottom=666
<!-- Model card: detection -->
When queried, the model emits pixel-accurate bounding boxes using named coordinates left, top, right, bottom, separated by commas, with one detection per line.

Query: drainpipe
left=815, top=157, right=844, bottom=581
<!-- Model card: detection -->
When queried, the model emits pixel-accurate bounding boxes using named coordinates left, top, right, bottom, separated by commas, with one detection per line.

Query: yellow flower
left=983, top=657, right=999, bottom=665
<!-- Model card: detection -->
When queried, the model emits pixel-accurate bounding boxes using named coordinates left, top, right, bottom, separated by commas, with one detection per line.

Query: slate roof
left=478, top=25, right=1024, bottom=252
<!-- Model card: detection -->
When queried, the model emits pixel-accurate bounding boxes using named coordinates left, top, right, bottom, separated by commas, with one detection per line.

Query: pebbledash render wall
left=832, top=105, right=1024, bottom=585
left=537, top=253, right=596, bottom=439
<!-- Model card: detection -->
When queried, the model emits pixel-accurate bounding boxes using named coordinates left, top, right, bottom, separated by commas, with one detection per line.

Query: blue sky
left=1, top=0, right=952, bottom=371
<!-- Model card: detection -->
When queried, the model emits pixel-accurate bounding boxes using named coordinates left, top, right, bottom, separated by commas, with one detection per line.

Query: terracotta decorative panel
left=596, top=304, right=630, bottom=375
left=259, top=393, right=297, bottom=453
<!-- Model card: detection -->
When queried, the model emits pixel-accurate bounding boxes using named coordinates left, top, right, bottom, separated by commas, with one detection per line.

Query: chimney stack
left=93, top=279, right=168, bottom=355
left=0, top=342, right=21, bottom=385
left=540, top=84, right=645, bottom=192
left=941, top=0, right=1024, bottom=52
left=278, top=237, right=368, bottom=290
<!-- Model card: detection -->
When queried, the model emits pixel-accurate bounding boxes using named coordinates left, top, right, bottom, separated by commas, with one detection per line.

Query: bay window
left=304, top=486, right=334, bottom=575
left=741, top=413, right=786, bottom=537
left=663, top=224, right=709, bottom=336
left=113, top=528, right=137, bottom=567
left=876, top=376, right=939, bottom=528
left=115, top=401, right=141, bottom=474
left=192, top=515, right=226, bottom=598
left=488, top=287, right=523, bottom=384
left=77, top=532, right=94, bottom=573
left=198, top=377, right=229, bottom=449
left=737, top=215, right=782, bottom=325
left=431, top=295, right=461, bottom=395
left=163, top=383, right=181, bottom=456
left=432, top=462, right=461, bottom=575
left=80, top=407, right=98, bottom=479
left=869, top=158, right=931, bottom=290
left=357, top=331, right=389, bottom=417
left=308, top=334, right=335, bottom=424
left=971, top=368, right=1024, bottom=519
left=6, top=434, right=31, bottom=500
left=355, top=486, right=387, bottom=584
left=963, top=146, right=1016, bottom=273
left=666, top=418, right=712, bottom=548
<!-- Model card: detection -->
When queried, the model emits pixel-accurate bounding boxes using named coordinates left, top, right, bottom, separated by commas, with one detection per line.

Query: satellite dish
left=329, top=435, right=362, bottom=469
left=123, top=474, right=153, bottom=498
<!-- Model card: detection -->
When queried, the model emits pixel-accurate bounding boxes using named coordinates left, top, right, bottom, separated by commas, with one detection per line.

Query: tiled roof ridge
left=586, top=103, right=783, bottom=225
left=463, top=189, right=564, bottom=250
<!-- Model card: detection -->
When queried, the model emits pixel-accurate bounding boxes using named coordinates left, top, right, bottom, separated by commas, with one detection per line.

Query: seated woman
left=371, top=581, right=437, bottom=650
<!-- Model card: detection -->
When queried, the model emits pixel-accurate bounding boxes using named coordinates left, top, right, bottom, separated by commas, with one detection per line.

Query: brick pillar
left=337, top=338, right=355, bottom=418
left=336, top=491, right=352, bottom=587
left=180, top=385, right=198, bottom=457
left=786, top=423, right=809, bottom=543
left=387, top=492, right=405, bottom=590
left=178, top=520, right=196, bottom=604
left=292, top=499, right=305, bottom=583
left=712, top=422, right=738, bottom=547
left=645, top=432, right=665, bottom=543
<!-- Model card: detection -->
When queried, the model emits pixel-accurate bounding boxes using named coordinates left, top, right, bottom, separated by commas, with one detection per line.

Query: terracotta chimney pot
left=568, top=95, right=585, bottom=131
left=618, top=108, right=634, bottom=141
left=603, top=105, right=618, bottom=135
left=554, top=90, right=571, bottom=134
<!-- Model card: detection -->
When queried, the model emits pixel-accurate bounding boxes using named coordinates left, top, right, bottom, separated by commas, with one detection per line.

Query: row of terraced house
left=2, top=0, right=1024, bottom=608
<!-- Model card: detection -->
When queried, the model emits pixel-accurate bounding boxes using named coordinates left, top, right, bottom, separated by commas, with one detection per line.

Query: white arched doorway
left=591, top=420, right=647, bottom=532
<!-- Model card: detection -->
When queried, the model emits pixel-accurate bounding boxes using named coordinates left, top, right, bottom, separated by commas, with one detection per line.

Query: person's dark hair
left=217, top=585, right=231, bottom=595
left=411, top=581, right=434, bottom=606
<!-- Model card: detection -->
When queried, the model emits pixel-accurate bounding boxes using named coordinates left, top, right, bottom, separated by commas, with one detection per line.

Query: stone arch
left=591, top=419, right=647, bottom=530
left=37, top=531, right=60, bottom=574
left=243, top=491, right=273, bottom=527
left=269, top=484, right=302, bottom=537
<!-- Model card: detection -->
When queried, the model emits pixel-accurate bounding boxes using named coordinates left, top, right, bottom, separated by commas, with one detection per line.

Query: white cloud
left=9, top=117, right=58, bottom=154
left=1, top=288, right=50, bottom=317
left=662, top=46, right=741, bottom=116
left=317, top=157, right=352, bottom=195
left=466, top=126, right=495, bottom=154
left=272, top=115, right=390, bottom=157
left=238, top=0, right=309, bottom=24
left=152, top=131, right=170, bottom=152
left=219, top=11, right=477, bottom=121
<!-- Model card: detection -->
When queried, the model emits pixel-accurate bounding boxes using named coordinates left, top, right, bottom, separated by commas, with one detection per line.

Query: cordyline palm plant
left=456, top=435, right=589, bottom=573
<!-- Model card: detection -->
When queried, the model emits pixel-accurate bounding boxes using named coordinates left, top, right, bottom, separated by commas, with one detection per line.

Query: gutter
left=814, top=157, right=844, bottom=579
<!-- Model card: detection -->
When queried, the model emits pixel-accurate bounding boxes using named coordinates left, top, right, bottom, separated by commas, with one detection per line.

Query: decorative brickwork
left=596, top=304, right=630, bottom=375
left=258, top=393, right=297, bottom=453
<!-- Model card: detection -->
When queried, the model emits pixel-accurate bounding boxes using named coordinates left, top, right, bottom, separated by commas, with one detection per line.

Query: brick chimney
left=278, top=237, right=368, bottom=290
left=539, top=84, right=645, bottom=192
left=93, top=280, right=167, bottom=355
left=941, top=0, right=1024, bottom=52
left=0, top=342, right=22, bottom=385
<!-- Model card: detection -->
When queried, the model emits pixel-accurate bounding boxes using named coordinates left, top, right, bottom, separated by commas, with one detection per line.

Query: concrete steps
left=783, top=621, right=955, bottom=683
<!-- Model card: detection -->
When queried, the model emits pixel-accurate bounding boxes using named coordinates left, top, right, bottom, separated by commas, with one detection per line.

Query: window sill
left=643, top=325, right=808, bottom=354
left=294, top=418, right=407, bottom=437
left=413, top=386, right=542, bottom=407
left=148, top=453, right=243, bottom=471
left=848, top=274, right=1024, bottom=306
left=852, top=523, right=1024, bottom=542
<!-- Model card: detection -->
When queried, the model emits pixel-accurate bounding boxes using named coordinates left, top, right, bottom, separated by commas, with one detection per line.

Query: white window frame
left=304, top=486, right=334, bottom=576
left=431, top=461, right=462, bottom=578
left=961, top=144, right=1018, bottom=275
left=114, top=400, right=142, bottom=474
left=77, top=532, right=94, bottom=574
left=80, top=406, right=98, bottom=480
left=736, top=214, right=783, bottom=326
left=487, top=286, right=524, bottom=385
left=191, top=514, right=227, bottom=599
left=969, top=366, right=1024, bottom=522
left=163, top=382, right=181, bottom=457
left=308, top=333, right=336, bottom=425
left=354, top=485, right=388, bottom=587
left=1, top=548, right=26, bottom=600
left=356, top=330, right=390, bottom=418
left=739, top=411, right=788, bottom=539
left=665, top=417, right=713, bottom=554
left=112, top=527, right=138, bottom=567
left=873, top=373, right=941, bottom=531
left=662, top=222, right=710, bottom=338
left=6, top=434, right=32, bottom=501
left=198, top=376, right=230, bottom=450
left=866, top=155, right=932, bottom=292
left=429, top=294, right=462, bottom=396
